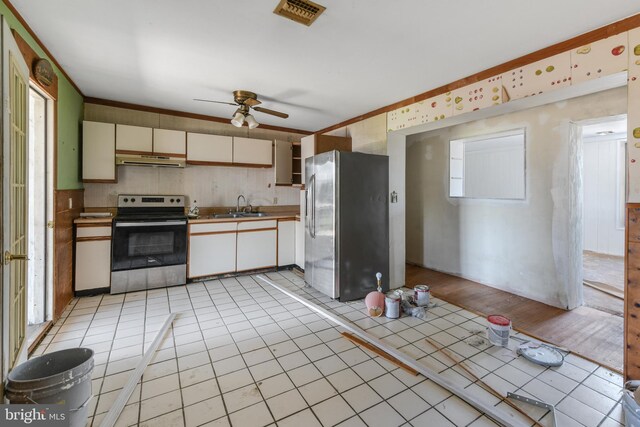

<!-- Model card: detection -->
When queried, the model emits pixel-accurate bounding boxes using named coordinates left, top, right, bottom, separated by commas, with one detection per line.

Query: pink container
left=365, top=291, right=385, bottom=317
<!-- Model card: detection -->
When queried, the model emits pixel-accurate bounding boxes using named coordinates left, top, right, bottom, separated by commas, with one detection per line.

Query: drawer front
left=237, top=220, right=277, bottom=231
left=190, top=222, right=238, bottom=234
left=77, top=226, right=112, bottom=238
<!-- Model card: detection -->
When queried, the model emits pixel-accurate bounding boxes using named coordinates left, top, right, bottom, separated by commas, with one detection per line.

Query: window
left=449, top=129, right=526, bottom=199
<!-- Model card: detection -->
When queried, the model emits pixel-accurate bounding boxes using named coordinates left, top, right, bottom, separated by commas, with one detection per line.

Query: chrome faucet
left=236, top=195, right=246, bottom=213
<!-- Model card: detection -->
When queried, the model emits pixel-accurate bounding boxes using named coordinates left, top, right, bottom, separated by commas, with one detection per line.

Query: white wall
left=406, top=87, right=627, bottom=309
left=583, top=137, right=626, bottom=256
left=83, top=103, right=303, bottom=208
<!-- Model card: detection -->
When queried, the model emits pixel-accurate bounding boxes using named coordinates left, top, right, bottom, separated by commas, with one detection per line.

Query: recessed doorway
left=26, top=85, right=54, bottom=345
left=580, top=115, right=626, bottom=317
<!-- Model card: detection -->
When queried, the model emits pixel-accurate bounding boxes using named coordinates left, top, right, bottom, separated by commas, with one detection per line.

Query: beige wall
left=405, top=86, right=627, bottom=309
left=83, top=104, right=305, bottom=208
left=323, top=113, right=387, bottom=155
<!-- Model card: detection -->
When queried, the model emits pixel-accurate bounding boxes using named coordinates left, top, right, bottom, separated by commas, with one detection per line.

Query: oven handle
left=115, top=221, right=187, bottom=227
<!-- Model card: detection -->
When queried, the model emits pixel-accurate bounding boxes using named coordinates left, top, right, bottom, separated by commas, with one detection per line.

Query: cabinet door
left=237, top=220, right=277, bottom=271
left=233, top=137, right=272, bottom=166
left=76, top=240, right=111, bottom=291
left=188, top=232, right=237, bottom=278
left=83, top=121, right=116, bottom=182
left=154, top=129, right=186, bottom=156
left=186, top=133, right=233, bottom=164
left=274, top=140, right=292, bottom=185
left=116, top=124, right=153, bottom=153
left=278, top=220, right=295, bottom=266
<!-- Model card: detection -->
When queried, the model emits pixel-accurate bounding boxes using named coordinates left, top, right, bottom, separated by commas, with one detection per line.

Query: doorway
left=580, top=115, right=626, bottom=317
left=26, top=86, right=53, bottom=344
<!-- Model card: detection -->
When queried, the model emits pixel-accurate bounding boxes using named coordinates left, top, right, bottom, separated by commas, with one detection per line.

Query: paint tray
left=517, top=343, right=564, bottom=367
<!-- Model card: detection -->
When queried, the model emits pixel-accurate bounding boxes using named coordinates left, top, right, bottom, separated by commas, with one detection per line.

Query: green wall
left=0, top=1, right=84, bottom=190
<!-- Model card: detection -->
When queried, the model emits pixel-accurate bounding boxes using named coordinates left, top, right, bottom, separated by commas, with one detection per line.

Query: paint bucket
left=5, top=348, right=94, bottom=427
left=414, top=285, right=431, bottom=307
left=385, top=293, right=401, bottom=319
left=486, top=315, right=511, bottom=347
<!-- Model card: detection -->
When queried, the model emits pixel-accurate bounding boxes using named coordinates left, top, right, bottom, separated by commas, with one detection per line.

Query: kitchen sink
left=212, top=213, right=244, bottom=219
left=211, top=212, right=269, bottom=219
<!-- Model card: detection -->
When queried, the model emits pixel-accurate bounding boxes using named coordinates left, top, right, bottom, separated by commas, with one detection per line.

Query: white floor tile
left=312, top=395, right=355, bottom=427
left=266, top=389, right=308, bottom=420
left=299, top=378, right=338, bottom=406
left=228, top=401, right=274, bottom=427
left=183, top=396, right=226, bottom=427
left=342, top=383, right=383, bottom=413
left=359, top=401, right=405, bottom=427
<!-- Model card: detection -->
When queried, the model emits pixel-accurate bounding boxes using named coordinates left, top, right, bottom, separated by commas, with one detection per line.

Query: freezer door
left=337, top=152, right=389, bottom=301
left=305, top=151, right=338, bottom=299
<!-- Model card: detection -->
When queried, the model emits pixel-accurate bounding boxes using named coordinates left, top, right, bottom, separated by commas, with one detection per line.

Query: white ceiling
left=11, top=1, right=640, bottom=132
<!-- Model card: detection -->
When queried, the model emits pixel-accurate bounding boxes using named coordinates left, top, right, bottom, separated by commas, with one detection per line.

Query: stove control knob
left=123, top=198, right=129, bottom=203
left=131, top=198, right=136, bottom=203
left=170, top=198, right=175, bottom=203
left=176, top=198, right=181, bottom=203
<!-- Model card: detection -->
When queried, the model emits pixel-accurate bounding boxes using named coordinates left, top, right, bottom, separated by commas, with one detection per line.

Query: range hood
left=116, top=153, right=185, bottom=168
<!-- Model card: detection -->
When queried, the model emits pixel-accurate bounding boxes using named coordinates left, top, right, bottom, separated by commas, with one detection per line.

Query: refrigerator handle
left=309, top=174, right=316, bottom=238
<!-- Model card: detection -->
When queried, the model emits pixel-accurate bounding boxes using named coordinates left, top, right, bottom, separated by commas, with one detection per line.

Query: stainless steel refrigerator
left=304, top=151, right=389, bottom=301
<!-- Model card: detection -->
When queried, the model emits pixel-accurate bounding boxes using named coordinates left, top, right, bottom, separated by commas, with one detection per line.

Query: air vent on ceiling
left=273, top=0, right=326, bottom=26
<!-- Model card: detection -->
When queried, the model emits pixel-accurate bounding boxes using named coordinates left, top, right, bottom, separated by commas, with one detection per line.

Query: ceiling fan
left=194, top=90, right=289, bottom=129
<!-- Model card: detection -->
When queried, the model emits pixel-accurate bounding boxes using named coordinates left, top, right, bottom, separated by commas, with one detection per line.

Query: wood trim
left=83, top=179, right=117, bottom=184
left=231, top=162, right=273, bottom=168
left=188, top=270, right=237, bottom=280
left=76, top=222, right=113, bottom=228
left=152, top=152, right=186, bottom=159
left=27, top=321, right=52, bottom=355
left=625, top=203, right=640, bottom=379
left=190, top=230, right=237, bottom=237
left=186, top=160, right=234, bottom=167
left=237, top=227, right=278, bottom=234
left=12, top=30, right=58, bottom=100
left=3, top=0, right=83, bottom=96
left=115, top=149, right=153, bottom=156
left=76, top=236, right=111, bottom=242
left=85, top=97, right=312, bottom=135
left=277, top=218, right=296, bottom=223
left=315, top=13, right=640, bottom=135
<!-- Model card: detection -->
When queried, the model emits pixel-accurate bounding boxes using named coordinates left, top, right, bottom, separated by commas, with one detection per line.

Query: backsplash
left=83, top=164, right=299, bottom=208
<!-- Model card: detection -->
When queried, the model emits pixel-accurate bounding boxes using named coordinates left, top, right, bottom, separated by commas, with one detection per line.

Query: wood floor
left=406, top=264, right=623, bottom=373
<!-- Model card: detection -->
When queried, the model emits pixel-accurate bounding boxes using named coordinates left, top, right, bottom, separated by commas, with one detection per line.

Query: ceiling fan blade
left=193, top=98, right=237, bottom=106
left=244, top=97, right=261, bottom=107
left=253, top=106, right=289, bottom=119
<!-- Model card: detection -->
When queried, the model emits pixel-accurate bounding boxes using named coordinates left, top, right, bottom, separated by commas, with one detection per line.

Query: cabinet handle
left=4, top=251, right=29, bottom=265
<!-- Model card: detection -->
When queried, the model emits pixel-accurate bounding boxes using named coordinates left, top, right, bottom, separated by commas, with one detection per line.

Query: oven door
left=112, top=220, right=187, bottom=271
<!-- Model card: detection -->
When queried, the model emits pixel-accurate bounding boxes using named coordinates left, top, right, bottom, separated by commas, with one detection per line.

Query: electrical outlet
left=273, top=197, right=278, bottom=205
left=68, top=197, right=73, bottom=209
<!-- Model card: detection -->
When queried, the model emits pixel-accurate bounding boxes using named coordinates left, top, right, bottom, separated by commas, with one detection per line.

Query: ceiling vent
left=273, top=0, right=326, bottom=26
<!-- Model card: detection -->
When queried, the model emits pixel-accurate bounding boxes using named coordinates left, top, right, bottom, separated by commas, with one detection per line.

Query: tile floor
left=33, top=271, right=626, bottom=427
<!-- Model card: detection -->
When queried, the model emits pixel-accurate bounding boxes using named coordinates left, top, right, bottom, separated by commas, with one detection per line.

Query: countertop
left=74, top=212, right=300, bottom=225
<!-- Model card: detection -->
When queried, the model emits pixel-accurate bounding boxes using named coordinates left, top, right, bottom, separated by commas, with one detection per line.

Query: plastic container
left=5, top=348, right=94, bottom=427
left=486, top=314, right=511, bottom=347
left=623, top=381, right=640, bottom=427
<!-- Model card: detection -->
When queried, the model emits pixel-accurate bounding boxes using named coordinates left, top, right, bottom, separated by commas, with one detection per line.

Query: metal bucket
left=385, top=293, right=401, bottom=319
left=5, top=348, right=94, bottom=427
left=414, top=285, right=430, bottom=307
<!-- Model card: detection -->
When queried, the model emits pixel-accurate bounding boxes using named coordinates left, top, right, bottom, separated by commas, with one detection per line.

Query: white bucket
left=385, top=293, right=400, bottom=319
left=487, top=315, right=511, bottom=347
left=414, top=285, right=430, bottom=307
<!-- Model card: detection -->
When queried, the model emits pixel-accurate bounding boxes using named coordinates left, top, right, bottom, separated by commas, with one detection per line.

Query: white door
left=2, top=16, right=30, bottom=375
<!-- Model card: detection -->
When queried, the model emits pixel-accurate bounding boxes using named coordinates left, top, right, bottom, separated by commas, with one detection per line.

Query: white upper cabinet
left=186, top=133, right=233, bottom=164
left=83, top=121, right=116, bottom=182
left=116, top=124, right=153, bottom=153
left=233, top=137, right=272, bottom=166
left=274, top=140, right=292, bottom=185
left=153, top=128, right=186, bottom=156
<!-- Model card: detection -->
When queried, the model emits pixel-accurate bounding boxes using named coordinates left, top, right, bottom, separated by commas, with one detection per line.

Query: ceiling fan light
left=245, top=114, right=259, bottom=129
left=231, top=111, right=245, bottom=127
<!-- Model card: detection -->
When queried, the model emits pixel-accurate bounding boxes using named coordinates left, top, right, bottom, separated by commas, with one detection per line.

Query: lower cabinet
left=278, top=220, right=295, bottom=266
left=237, top=220, right=277, bottom=271
left=75, top=224, right=112, bottom=292
left=188, top=222, right=237, bottom=278
left=295, top=219, right=304, bottom=269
